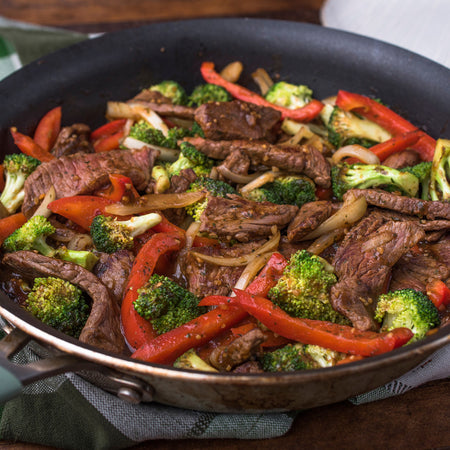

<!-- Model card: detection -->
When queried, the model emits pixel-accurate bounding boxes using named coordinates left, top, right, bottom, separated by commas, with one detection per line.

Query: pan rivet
left=117, top=387, right=142, bottom=404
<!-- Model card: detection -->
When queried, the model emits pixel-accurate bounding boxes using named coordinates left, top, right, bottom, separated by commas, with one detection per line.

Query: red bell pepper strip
left=33, top=106, right=62, bottom=152
left=121, top=231, right=186, bottom=350
left=0, top=212, right=27, bottom=245
left=200, top=62, right=324, bottom=122
left=90, top=119, right=127, bottom=141
left=368, top=130, right=424, bottom=162
left=131, top=304, right=248, bottom=364
left=94, top=173, right=139, bottom=203
left=10, top=127, right=55, bottom=163
left=93, top=131, right=125, bottom=152
left=335, top=90, right=436, bottom=161
left=230, top=289, right=414, bottom=356
left=426, top=279, right=450, bottom=311
left=47, top=195, right=115, bottom=230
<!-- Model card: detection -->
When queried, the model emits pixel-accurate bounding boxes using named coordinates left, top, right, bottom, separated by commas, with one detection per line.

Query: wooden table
left=0, top=1, right=449, bottom=448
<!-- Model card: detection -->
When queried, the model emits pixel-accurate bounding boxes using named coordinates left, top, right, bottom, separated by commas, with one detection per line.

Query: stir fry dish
left=1, top=61, right=450, bottom=373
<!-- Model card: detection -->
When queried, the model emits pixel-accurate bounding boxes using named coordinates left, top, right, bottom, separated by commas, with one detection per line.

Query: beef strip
left=232, top=360, right=264, bottom=374
left=181, top=240, right=264, bottom=297
left=331, top=212, right=425, bottom=330
left=199, top=194, right=298, bottom=243
left=184, top=137, right=331, bottom=187
left=287, top=201, right=340, bottom=242
left=216, top=149, right=251, bottom=177
left=51, top=124, right=94, bottom=158
left=382, top=150, right=421, bottom=169
left=93, top=250, right=134, bottom=306
left=430, top=234, right=450, bottom=267
left=209, top=328, right=266, bottom=371
left=128, top=89, right=196, bottom=119
left=195, top=100, right=281, bottom=142
left=2, top=251, right=125, bottom=354
left=343, top=189, right=450, bottom=220
left=390, top=247, right=450, bottom=293
left=22, top=147, right=157, bottom=216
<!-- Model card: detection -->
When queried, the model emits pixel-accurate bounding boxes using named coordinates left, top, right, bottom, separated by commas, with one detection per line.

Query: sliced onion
left=105, top=191, right=206, bottom=215
left=307, top=228, right=345, bottom=255
left=321, top=96, right=337, bottom=106
left=251, top=68, right=274, bottom=96
left=239, top=171, right=278, bottom=194
left=185, top=220, right=201, bottom=251
left=106, top=101, right=169, bottom=136
left=302, top=196, right=367, bottom=240
left=220, top=61, right=243, bottom=83
left=280, top=125, right=314, bottom=146
left=232, top=251, right=273, bottom=292
left=216, top=166, right=263, bottom=184
left=67, top=234, right=94, bottom=251
left=190, top=231, right=280, bottom=267
left=332, top=145, right=381, bottom=165
left=31, top=186, right=56, bottom=218
left=122, top=136, right=180, bottom=162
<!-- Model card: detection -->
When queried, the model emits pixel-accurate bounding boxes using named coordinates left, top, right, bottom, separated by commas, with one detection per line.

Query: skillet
left=0, top=18, right=449, bottom=412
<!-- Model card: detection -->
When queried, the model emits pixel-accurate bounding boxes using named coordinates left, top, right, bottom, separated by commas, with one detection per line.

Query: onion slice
left=31, top=186, right=56, bottom=218
left=216, top=166, right=263, bottom=184
left=307, top=228, right=345, bottom=255
left=239, top=171, right=278, bottom=194
left=105, top=191, right=206, bottom=215
left=220, top=61, right=243, bottom=83
left=232, top=251, right=273, bottom=292
left=332, top=145, right=381, bottom=165
left=190, top=231, right=280, bottom=267
left=251, top=68, right=274, bottom=96
left=302, top=196, right=367, bottom=241
left=122, top=136, right=180, bottom=162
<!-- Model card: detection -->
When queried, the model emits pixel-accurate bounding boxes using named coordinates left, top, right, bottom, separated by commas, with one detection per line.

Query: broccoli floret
left=173, top=348, right=218, bottom=372
left=151, top=165, right=171, bottom=193
left=185, top=176, right=237, bottom=221
left=429, top=139, right=450, bottom=202
left=90, top=212, right=162, bottom=253
left=188, top=83, right=231, bottom=107
left=259, top=342, right=346, bottom=373
left=149, top=80, right=187, bottom=105
left=0, top=154, right=40, bottom=213
left=324, top=106, right=392, bottom=148
left=375, top=289, right=440, bottom=343
left=269, top=250, right=350, bottom=324
left=244, top=175, right=316, bottom=208
left=401, top=161, right=432, bottom=200
left=128, top=121, right=191, bottom=149
left=331, top=163, right=419, bottom=200
left=259, top=344, right=310, bottom=372
left=133, top=274, right=206, bottom=335
left=265, top=81, right=313, bottom=109
left=168, top=142, right=215, bottom=178
left=3, top=215, right=98, bottom=270
left=25, top=277, right=90, bottom=338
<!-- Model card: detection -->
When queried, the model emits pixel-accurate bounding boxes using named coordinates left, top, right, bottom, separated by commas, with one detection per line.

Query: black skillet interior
left=0, top=18, right=450, bottom=390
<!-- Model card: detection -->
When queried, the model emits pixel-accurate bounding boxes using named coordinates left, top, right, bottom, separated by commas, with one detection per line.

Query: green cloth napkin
left=0, top=17, right=449, bottom=450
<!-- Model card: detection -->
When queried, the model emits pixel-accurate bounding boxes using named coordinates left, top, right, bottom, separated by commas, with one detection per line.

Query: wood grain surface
left=0, top=1, right=449, bottom=448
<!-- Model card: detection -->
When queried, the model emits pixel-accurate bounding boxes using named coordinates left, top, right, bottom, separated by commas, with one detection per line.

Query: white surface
left=321, top=0, right=450, bottom=68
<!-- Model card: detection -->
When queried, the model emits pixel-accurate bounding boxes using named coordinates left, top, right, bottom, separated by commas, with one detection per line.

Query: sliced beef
left=51, top=124, right=94, bottom=158
left=287, top=201, right=340, bottom=242
left=344, top=189, right=450, bottom=220
left=195, top=100, right=281, bottom=142
left=93, top=250, right=134, bottom=306
left=390, top=247, right=450, bottom=293
left=331, top=212, right=425, bottom=330
left=382, top=150, right=421, bottom=169
left=22, top=147, right=157, bottom=216
left=232, top=360, right=264, bottom=374
left=2, top=251, right=125, bottom=354
left=128, top=89, right=196, bottom=120
left=199, top=194, right=298, bottom=243
left=216, top=149, right=251, bottom=177
left=184, top=137, right=331, bottom=187
left=181, top=241, right=264, bottom=297
left=209, top=328, right=266, bottom=371
left=430, top=234, right=450, bottom=267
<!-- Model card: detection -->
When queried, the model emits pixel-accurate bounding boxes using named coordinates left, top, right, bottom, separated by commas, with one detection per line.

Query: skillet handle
left=0, top=326, right=97, bottom=403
